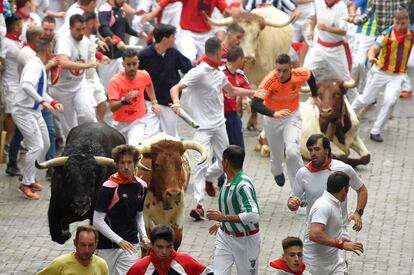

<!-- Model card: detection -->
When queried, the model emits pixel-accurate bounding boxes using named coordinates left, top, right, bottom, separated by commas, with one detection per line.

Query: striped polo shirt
left=218, top=170, right=260, bottom=234
left=375, top=25, right=414, bottom=74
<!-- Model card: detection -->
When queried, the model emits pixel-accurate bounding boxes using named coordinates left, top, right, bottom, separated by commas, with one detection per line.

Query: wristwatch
left=121, top=96, right=128, bottom=105
left=356, top=208, right=364, bottom=216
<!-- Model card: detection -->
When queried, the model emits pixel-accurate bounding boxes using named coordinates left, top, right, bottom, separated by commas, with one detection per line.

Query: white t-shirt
left=84, top=34, right=99, bottom=81
left=304, top=191, right=342, bottom=265
left=21, top=13, right=42, bottom=41
left=14, top=57, right=52, bottom=110
left=49, top=0, right=66, bottom=28
left=36, top=0, right=50, bottom=19
left=314, top=0, right=348, bottom=43
left=17, top=46, right=37, bottom=77
left=1, top=37, right=22, bottom=90
left=59, top=2, right=85, bottom=33
left=55, top=31, right=89, bottom=92
left=180, top=61, right=229, bottom=129
left=292, top=159, right=363, bottom=238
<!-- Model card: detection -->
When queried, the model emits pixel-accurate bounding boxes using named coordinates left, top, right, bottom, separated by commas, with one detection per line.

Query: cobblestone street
left=0, top=95, right=413, bottom=274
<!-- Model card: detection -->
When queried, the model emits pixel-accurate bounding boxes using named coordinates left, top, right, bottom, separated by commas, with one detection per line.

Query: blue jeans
left=42, top=110, right=56, bottom=160
left=224, top=111, right=245, bottom=148
left=218, top=111, right=245, bottom=187
left=8, top=127, right=23, bottom=164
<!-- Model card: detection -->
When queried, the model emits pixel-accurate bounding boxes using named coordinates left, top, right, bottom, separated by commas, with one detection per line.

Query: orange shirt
left=108, top=70, right=152, bottom=123
left=254, top=68, right=311, bottom=112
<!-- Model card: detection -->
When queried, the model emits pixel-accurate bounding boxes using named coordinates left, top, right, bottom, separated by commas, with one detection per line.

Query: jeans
left=42, top=110, right=56, bottom=160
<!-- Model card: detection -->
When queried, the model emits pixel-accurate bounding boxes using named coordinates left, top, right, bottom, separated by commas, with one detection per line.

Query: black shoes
left=370, top=133, right=383, bottom=143
left=6, top=164, right=22, bottom=177
left=274, top=174, right=285, bottom=187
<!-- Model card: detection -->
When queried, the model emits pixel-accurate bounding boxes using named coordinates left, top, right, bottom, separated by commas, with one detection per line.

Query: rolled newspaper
left=178, top=108, right=200, bottom=129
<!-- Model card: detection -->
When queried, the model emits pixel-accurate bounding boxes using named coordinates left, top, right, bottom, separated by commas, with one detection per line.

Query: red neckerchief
left=324, top=0, right=340, bottom=8
left=108, top=172, right=136, bottom=185
left=197, top=54, right=221, bottom=69
left=15, top=8, right=31, bottom=21
left=23, top=42, right=35, bottom=50
left=393, top=27, right=409, bottom=44
left=306, top=158, right=332, bottom=173
left=5, top=32, right=22, bottom=42
left=149, top=248, right=177, bottom=273
left=269, top=257, right=306, bottom=275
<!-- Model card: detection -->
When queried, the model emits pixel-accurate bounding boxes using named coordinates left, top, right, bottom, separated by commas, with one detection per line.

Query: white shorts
left=85, top=75, right=107, bottom=106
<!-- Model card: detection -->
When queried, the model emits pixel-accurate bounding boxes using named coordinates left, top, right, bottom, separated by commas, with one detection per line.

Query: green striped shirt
left=218, top=170, right=260, bottom=234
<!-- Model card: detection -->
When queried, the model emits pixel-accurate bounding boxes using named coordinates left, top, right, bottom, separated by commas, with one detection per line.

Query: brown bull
left=300, top=79, right=371, bottom=166
left=136, top=133, right=207, bottom=252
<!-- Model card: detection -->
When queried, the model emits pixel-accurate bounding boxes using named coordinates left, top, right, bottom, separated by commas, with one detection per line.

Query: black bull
left=36, top=122, right=125, bottom=244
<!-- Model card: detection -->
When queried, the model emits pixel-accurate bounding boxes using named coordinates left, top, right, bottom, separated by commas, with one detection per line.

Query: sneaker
left=30, top=182, right=44, bottom=192
left=274, top=174, right=285, bottom=187
left=400, top=91, right=412, bottom=98
left=189, top=205, right=204, bottom=221
left=205, top=181, right=216, bottom=197
left=6, top=164, right=22, bottom=177
left=370, top=133, right=383, bottom=143
left=18, top=185, right=40, bottom=200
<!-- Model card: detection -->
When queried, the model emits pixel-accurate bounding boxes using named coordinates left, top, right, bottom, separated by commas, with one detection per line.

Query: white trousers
left=352, top=34, right=376, bottom=91
left=85, top=72, right=107, bottom=105
left=160, top=2, right=183, bottom=37
left=12, top=109, right=50, bottom=186
left=113, top=119, right=147, bottom=147
left=192, top=124, right=229, bottom=205
left=292, top=2, right=315, bottom=45
left=97, top=247, right=139, bottom=275
left=213, top=228, right=260, bottom=275
left=177, top=29, right=211, bottom=62
left=142, top=101, right=178, bottom=137
left=263, top=111, right=303, bottom=188
left=98, top=58, right=123, bottom=93
left=49, top=86, right=96, bottom=137
left=351, top=67, right=405, bottom=135
left=304, top=43, right=351, bottom=81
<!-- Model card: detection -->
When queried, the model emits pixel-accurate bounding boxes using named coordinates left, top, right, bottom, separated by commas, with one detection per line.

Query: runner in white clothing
left=1, top=14, right=23, bottom=146
left=83, top=10, right=109, bottom=122
left=304, top=0, right=352, bottom=83
left=305, top=172, right=364, bottom=274
left=14, top=38, right=63, bottom=200
left=50, top=14, right=97, bottom=137
left=15, top=0, right=42, bottom=41
left=288, top=134, right=368, bottom=240
left=170, top=37, right=255, bottom=221
left=58, top=0, right=96, bottom=33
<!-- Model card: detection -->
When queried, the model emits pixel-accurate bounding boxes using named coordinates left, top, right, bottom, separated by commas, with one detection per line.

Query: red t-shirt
left=108, top=70, right=152, bottom=123
left=159, top=0, right=227, bottom=33
left=222, top=66, right=251, bottom=113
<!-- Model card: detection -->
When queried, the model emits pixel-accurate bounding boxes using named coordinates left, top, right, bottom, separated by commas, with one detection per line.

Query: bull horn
left=138, top=160, right=152, bottom=171
left=263, top=15, right=294, bottom=28
left=343, top=67, right=360, bottom=89
left=205, top=14, right=234, bottom=26
left=35, top=157, right=69, bottom=169
left=182, top=141, right=208, bottom=164
left=94, top=156, right=115, bottom=166
left=136, top=144, right=152, bottom=155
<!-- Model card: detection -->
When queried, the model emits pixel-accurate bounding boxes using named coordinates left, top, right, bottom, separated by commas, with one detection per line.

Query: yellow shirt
left=36, top=253, right=108, bottom=275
